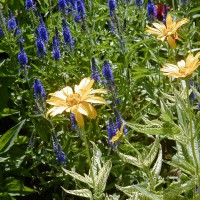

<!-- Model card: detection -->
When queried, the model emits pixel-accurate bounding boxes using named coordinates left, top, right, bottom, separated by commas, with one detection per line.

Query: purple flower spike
left=58, top=0, right=67, bottom=11
left=18, top=41, right=28, bottom=68
left=62, top=19, right=74, bottom=51
left=8, top=9, right=16, bottom=31
left=147, top=0, right=156, bottom=22
left=91, top=58, right=100, bottom=82
left=25, top=0, right=34, bottom=10
left=37, top=18, right=49, bottom=43
left=33, top=78, right=46, bottom=99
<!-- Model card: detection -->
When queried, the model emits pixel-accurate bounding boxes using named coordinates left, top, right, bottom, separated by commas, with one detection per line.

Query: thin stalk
left=82, top=129, right=95, bottom=188
left=185, top=79, right=200, bottom=193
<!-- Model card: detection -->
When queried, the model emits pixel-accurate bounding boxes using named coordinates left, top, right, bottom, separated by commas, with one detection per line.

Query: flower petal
left=167, top=35, right=176, bottom=49
left=74, top=111, right=84, bottom=127
left=47, top=106, right=66, bottom=117
left=85, top=96, right=106, bottom=104
left=166, top=14, right=173, bottom=29
left=90, top=89, right=107, bottom=94
left=48, top=91, right=66, bottom=100
left=62, top=86, right=73, bottom=96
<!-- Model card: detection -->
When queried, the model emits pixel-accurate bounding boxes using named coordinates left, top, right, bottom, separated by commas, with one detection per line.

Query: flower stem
left=82, top=128, right=95, bottom=188
left=185, top=79, right=200, bottom=194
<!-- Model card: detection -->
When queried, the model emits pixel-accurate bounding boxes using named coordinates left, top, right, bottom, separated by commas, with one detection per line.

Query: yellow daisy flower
left=160, top=52, right=200, bottom=78
left=146, top=14, right=189, bottom=48
left=46, top=77, right=107, bottom=127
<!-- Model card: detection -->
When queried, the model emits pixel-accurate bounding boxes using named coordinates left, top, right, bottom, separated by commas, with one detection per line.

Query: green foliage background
left=0, top=0, right=200, bottom=199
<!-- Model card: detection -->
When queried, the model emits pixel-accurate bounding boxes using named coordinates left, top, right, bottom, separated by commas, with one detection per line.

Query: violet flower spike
left=18, top=41, right=28, bottom=68
left=62, top=19, right=74, bottom=51
left=25, top=0, right=34, bottom=10
left=37, top=18, right=49, bottom=43
left=8, top=9, right=17, bottom=31
left=91, top=58, right=100, bottom=82
left=33, top=78, right=46, bottom=99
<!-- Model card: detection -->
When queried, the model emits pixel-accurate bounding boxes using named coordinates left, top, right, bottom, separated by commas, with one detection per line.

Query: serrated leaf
left=62, top=168, right=93, bottom=188
left=61, top=187, right=93, bottom=199
left=118, top=151, right=143, bottom=168
left=144, top=137, right=160, bottom=167
left=151, top=145, right=162, bottom=178
left=95, top=160, right=112, bottom=193
left=0, top=120, right=25, bottom=154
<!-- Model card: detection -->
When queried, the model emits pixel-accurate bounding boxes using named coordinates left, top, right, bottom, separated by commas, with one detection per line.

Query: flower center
left=67, top=94, right=80, bottom=106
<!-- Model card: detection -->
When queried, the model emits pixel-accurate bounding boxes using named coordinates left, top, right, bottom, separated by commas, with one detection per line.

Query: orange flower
left=46, top=77, right=107, bottom=127
left=160, top=52, right=200, bottom=78
left=146, top=14, right=189, bottom=48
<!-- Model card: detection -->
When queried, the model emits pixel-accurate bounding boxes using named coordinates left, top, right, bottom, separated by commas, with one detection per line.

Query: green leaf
left=0, top=120, right=25, bottom=154
left=126, top=121, right=180, bottom=135
left=0, top=157, right=9, bottom=162
left=95, top=160, right=112, bottom=193
left=144, top=137, right=160, bottom=167
left=61, top=187, right=93, bottom=199
left=91, top=141, right=102, bottom=178
left=116, top=185, right=138, bottom=197
left=0, top=108, right=19, bottom=119
left=117, top=151, right=143, bottom=168
left=189, top=7, right=200, bottom=14
left=151, top=145, right=162, bottom=178
left=62, top=168, right=93, bottom=188
left=116, top=184, right=162, bottom=200
left=133, top=185, right=163, bottom=200
left=163, top=179, right=195, bottom=199
left=5, top=180, right=36, bottom=195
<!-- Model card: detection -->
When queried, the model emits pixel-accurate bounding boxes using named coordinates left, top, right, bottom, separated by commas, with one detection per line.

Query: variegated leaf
left=62, top=168, right=93, bottom=188
left=117, top=151, right=143, bottom=168
left=151, top=144, right=162, bottom=178
left=143, top=137, right=160, bottom=167
left=61, top=187, right=93, bottom=199
left=95, top=160, right=112, bottom=193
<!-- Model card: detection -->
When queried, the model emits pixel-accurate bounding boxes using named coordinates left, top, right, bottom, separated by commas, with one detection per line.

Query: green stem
left=185, top=79, right=200, bottom=193
left=82, top=129, right=95, bottom=188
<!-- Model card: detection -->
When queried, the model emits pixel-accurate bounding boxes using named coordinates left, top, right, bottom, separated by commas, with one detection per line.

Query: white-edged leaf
left=132, top=185, right=163, bottom=200
left=61, top=187, right=92, bottom=199
left=126, top=122, right=180, bottom=135
left=95, top=159, right=112, bottom=193
left=117, top=151, right=143, bottom=168
left=62, top=168, right=93, bottom=188
left=144, top=137, right=160, bottom=167
left=116, top=185, right=137, bottom=197
left=151, top=144, right=162, bottom=178
left=163, top=178, right=195, bottom=199
left=90, top=141, right=102, bottom=178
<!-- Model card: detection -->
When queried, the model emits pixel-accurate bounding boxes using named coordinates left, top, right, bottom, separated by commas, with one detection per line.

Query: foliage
left=0, top=0, right=200, bottom=199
